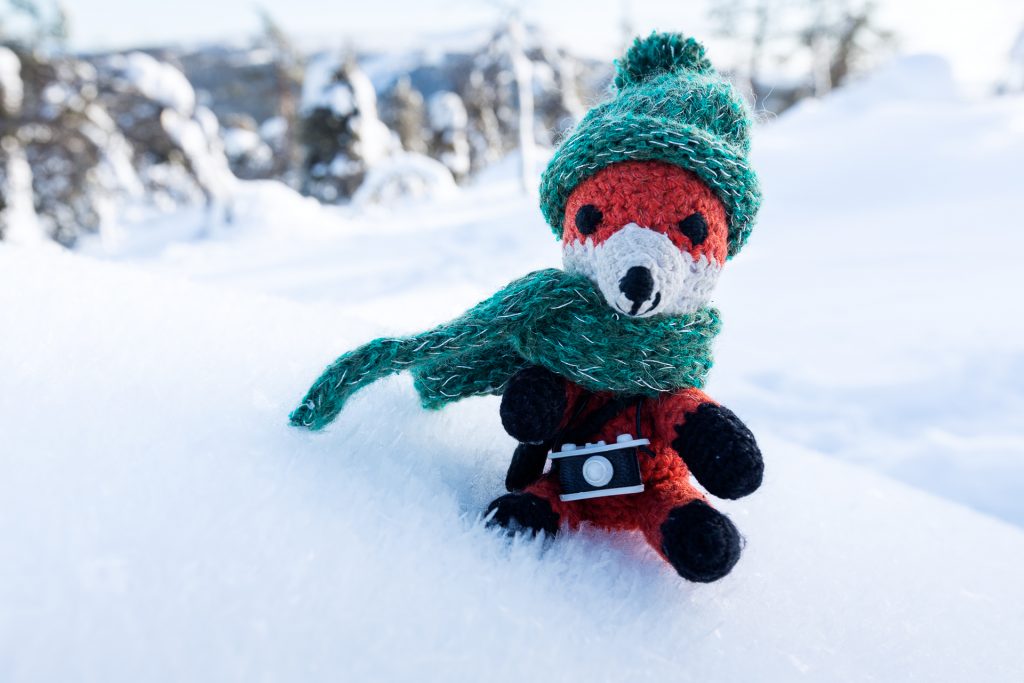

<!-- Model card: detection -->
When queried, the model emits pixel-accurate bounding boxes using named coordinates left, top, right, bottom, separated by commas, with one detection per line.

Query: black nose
left=619, top=266, right=654, bottom=308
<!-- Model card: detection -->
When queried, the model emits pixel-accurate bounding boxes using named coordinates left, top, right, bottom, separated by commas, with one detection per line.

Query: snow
left=300, top=51, right=340, bottom=114
left=159, top=107, right=237, bottom=206
left=816, top=54, right=958, bottom=108
left=112, top=52, right=197, bottom=115
left=428, top=90, right=469, bottom=130
left=427, top=91, right=471, bottom=177
left=301, top=52, right=395, bottom=170
left=3, top=55, right=1024, bottom=679
left=320, top=81, right=355, bottom=116
left=1005, top=28, right=1024, bottom=92
left=352, top=152, right=457, bottom=206
left=80, top=103, right=145, bottom=201
left=0, top=140, right=45, bottom=246
left=0, top=45, right=23, bottom=114
left=716, top=55, right=1024, bottom=526
left=258, top=115, right=287, bottom=144
left=222, top=126, right=266, bottom=158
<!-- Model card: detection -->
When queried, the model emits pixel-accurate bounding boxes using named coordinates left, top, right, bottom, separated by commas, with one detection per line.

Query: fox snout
left=619, top=266, right=657, bottom=315
left=564, top=223, right=722, bottom=318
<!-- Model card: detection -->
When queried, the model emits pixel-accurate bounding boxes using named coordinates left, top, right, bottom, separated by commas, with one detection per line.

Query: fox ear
left=677, top=213, right=708, bottom=247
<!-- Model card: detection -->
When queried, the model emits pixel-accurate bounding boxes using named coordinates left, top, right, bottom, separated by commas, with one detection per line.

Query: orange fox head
left=561, top=160, right=729, bottom=317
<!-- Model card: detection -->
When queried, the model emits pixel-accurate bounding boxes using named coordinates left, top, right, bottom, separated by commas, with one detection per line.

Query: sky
left=60, top=0, right=1024, bottom=88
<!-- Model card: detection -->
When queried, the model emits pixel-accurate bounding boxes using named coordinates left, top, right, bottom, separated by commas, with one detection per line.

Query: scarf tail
left=289, top=332, right=438, bottom=430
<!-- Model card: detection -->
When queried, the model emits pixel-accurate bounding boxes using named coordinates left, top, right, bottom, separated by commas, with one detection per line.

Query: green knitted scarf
left=289, top=268, right=721, bottom=431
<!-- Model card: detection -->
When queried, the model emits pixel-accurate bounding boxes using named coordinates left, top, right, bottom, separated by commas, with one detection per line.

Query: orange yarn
left=562, top=160, right=730, bottom=265
left=526, top=385, right=716, bottom=560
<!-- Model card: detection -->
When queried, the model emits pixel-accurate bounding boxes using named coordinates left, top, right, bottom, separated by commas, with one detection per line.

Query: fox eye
left=677, top=212, right=708, bottom=246
left=575, top=204, right=602, bottom=235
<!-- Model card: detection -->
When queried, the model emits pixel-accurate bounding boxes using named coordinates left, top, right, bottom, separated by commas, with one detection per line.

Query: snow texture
left=2, top=56, right=1024, bottom=681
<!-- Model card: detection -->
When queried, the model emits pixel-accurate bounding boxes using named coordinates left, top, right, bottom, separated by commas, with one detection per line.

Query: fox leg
left=639, top=480, right=742, bottom=583
left=485, top=475, right=564, bottom=537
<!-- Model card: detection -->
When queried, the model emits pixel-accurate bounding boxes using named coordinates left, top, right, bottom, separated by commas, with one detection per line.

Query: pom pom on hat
left=614, top=32, right=713, bottom=89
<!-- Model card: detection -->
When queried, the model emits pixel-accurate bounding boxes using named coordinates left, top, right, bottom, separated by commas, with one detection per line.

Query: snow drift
left=2, top=246, right=1023, bottom=682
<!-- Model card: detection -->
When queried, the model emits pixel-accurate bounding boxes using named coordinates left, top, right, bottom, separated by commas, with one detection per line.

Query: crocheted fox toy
left=290, top=32, right=763, bottom=583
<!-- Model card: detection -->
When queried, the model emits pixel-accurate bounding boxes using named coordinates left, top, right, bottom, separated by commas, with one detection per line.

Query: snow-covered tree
left=0, top=0, right=68, bottom=51
left=0, top=46, right=43, bottom=245
left=382, top=76, right=427, bottom=155
left=506, top=13, right=535, bottom=194
left=254, top=8, right=304, bottom=180
left=351, top=152, right=457, bottom=207
left=0, top=136, right=45, bottom=245
left=96, top=51, right=235, bottom=217
left=221, top=113, right=275, bottom=180
left=711, top=0, right=895, bottom=108
left=457, top=18, right=588, bottom=182
left=0, top=48, right=133, bottom=245
left=0, top=44, right=22, bottom=115
left=299, top=51, right=394, bottom=203
left=426, top=91, right=470, bottom=183
left=1001, top=28, right=1024, bottom=94
left=461, top=68, right=505, bottom=173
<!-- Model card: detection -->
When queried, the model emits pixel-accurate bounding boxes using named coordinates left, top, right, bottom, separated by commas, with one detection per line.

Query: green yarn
left=289, top=268, right=721, bottom=431
left=614, top=33, right=713, bottom=88
left=539, top=31, right=761, bottom=258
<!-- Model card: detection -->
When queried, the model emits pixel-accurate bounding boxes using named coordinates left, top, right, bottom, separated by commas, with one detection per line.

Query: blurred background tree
left=4, top=0, right=1024, bottom=246
left=711, top=0, right=895, bottom=111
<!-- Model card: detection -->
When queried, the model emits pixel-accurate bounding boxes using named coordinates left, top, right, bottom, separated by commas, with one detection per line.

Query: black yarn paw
left=660, top=500, right=742, bottom=583
left=505, top=442, right=549, bottom=492
left=486, top=493, right=560, bottom=537
left=672, top=403, right=763, bottom=500
left=499, top=366, right=566, bottom=444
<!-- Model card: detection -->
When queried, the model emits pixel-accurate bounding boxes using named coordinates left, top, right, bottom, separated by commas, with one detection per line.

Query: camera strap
left=554, top=393, right=657, bottom=459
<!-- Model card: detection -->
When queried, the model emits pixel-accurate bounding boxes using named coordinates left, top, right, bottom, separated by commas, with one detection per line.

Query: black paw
left=486, top=493, right=560, bottom=537
left=499, top=366, right=566, bottom=444
left=672, top=403, right=763, bottom=499
left=660, top=500, right=742, bottom=583
left=505, top=442, right=549, bottom=492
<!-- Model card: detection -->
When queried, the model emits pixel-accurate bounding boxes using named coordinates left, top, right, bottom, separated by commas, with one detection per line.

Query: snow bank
left=788, top=54, right=958, bottom=115
left=1, top=246, right=1022, bottom=681
left=713, top=55, right=1024, bottom=526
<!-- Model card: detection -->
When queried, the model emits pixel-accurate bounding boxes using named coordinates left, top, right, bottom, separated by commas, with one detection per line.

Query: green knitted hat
left=539, top=32, right=761, bottom=258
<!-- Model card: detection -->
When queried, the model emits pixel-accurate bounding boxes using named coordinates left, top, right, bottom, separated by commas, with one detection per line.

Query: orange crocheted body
left=526, top=384, right=715, bottom=556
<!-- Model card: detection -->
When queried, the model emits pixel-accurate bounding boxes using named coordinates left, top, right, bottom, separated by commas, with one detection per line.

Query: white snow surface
left=3, top=57, right=1024, bottom=680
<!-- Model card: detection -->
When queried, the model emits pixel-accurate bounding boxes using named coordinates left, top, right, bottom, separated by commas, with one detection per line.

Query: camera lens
left=581, top=455, right=614, bottom=487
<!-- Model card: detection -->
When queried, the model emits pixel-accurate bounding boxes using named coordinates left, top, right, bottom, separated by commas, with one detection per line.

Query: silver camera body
left=549, top=434, right=649, bottom=502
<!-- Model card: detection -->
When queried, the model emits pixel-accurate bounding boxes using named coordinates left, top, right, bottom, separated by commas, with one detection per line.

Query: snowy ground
left=3, top=58, right=1024, bottom=680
